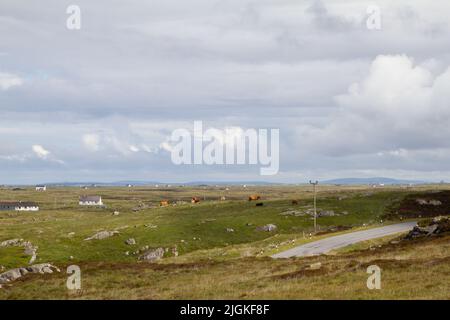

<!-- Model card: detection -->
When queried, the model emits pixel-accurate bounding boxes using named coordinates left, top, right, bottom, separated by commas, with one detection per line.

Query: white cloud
left=32, top=144, right=50, bottom=159
left=299, top=55, right=450, bottom=158
left=82, top=134, right=100, bottom=151
left=0, top=72, right=23, bottom=90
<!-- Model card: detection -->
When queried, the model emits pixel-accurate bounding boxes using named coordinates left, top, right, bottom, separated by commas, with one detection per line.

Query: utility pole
left=309, top=180, right=319, bottom=233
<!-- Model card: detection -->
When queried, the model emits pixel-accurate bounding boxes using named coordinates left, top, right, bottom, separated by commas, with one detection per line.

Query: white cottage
left=0, top=201, right=39, bottom=211
left=35, top=185, right=47, bottom=191
left=79, top=196, right=103, bottom=206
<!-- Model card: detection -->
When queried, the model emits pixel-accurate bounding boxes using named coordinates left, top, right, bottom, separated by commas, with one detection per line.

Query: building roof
left=0, top=201, right=38, bottom=207
left=79, top=196, right=102, bottom=202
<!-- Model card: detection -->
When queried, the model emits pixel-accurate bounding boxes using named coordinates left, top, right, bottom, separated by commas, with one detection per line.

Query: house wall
left=16, top=206, right=39, bottom=211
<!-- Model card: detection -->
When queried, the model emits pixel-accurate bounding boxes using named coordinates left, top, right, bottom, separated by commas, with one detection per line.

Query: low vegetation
left=0, top=184, right=449, bottom=299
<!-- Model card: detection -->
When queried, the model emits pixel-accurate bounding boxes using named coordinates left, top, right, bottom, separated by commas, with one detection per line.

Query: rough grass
left=1, top=184, right=449, bottom=299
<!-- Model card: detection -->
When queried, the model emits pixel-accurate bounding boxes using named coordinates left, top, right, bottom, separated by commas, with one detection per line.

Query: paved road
left=272, top=221, right=417, bottom=259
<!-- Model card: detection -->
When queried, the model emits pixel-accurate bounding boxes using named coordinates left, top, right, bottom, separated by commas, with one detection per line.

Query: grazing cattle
left=160, top=200, right=169, bottom=207
left=291, top=200, right=299, bottom=205
left=255, top=202, right=264, bottom=207
left=248, top=195, right=261, bottom=201
left=191, top=197, right=201, bottom=204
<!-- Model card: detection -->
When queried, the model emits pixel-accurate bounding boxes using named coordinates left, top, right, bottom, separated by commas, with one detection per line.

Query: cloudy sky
left=1, top=0, right=450, bottom=184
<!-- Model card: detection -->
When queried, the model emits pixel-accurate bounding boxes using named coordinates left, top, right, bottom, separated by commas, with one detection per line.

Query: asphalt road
left=272, top=221, right=417, bottom=258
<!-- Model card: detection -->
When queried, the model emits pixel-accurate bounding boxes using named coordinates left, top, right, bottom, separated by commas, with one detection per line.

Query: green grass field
left=0, top=184, right=449, bottom=299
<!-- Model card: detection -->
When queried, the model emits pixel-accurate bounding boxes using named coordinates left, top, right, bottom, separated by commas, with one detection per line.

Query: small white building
left=0, top=201, right=39, bottom=211
left=35, top=185, right=47, bottom=191
left=79, top=196, right=103, bottom=206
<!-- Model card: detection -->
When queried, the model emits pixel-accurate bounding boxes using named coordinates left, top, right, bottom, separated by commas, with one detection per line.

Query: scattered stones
left=415, top=199, right=442, bottom=206
left=84, top=230, right=119, bottom=241
left=139, top=247, right=165, bottom=262
left=125, top=238, right=136, bottom=245
left=280, top=210, right=305, bottom=217
left=0, top=263, right=60, bottom=285
left=0, top=239, right=38, bottom=264
left=404, top=216, right=450, bottom=240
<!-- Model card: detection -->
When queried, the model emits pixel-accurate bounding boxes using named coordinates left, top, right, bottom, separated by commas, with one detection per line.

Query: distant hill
left=321, top=177, right=426, bottom=185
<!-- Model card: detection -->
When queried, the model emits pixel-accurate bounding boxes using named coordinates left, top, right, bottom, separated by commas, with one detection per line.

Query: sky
left=1, top=0, right=450, bottom=184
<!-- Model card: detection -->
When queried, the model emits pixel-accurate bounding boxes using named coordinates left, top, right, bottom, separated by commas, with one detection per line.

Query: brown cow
left=191, top=197, right=201, bottom=204
left=248, top=195, right=261, bottom=201
left=160, top=200, right=170, bottom=207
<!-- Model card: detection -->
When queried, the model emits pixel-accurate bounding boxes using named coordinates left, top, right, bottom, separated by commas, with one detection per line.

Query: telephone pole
left=309, top=180, right=318, bottom=233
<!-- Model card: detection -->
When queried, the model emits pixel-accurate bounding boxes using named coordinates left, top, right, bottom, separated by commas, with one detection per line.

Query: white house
left=79, top=196, right=103, bottom=206
left=35, top=185, right=47, bottom=191
left=0, top=201, right=39, bottom=211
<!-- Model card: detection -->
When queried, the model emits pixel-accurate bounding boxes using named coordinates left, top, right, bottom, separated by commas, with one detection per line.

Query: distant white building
left=35, top=185, right=47, bottom=191
left=79, top=196, right=103, bottom=206
left=0, top=201, right=39, bottom=211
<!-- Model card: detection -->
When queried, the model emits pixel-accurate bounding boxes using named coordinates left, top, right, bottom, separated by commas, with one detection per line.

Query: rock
left=125, top=238, right=136, bottom=245
left=319, top=210, right=336, bottom=217
left=415, top=198, right=442, bottom=206
left=0, top=263, right=60, bottom=285
left=0, top=238, right=23, bottom=247
left=67, top=232, right=75, bottom=237
left=84, top=230, right=119, bottom=241
left=259, top=224, right=278, bottom=232
left=113, top=211, right=120, bottom=216
left=0, top=269, right=22, bottom=284
left=404, top=217, right=450, bottom=240
left=171, top=246, right=179, bottom=257
left=139, top=247, right=165, bottom=262
left=307, top=262, right=322, bottom=270
left=280, top=210, right=305, bottom=217
left=226, top=228, right=234, bottom=233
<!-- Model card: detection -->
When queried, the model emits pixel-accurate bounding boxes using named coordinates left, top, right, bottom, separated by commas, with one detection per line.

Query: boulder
left=319, top=210, right=336, bottom=217
left=125, top=238, right=136, bottom=245
left=139, top=247, right=165, bottom=262
left=0, top=263, right=60, bottom=284
left=226, top=228, right=234, bottom=233
left=84, top=230, right=119, bottom=241
left=0, top=239, right=23, bottom=247
left=280, top=210, right=305, bottom=217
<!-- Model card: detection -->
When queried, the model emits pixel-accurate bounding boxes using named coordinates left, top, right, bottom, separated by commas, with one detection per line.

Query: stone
left=139, top=247, right=165, bottom=262
left=84, top=230, right=119, bottom=241
left=260, top=224, right=277, bottom=232
left=280, top=210, right=305, bottom=217
left=125, top=238, right=136, bottom=245
left=308, top=262, right=322, bottom=270
left=113, top=211, right=120, bottom=216
left=226, top=228, right=234, bottom=232
left=0, top=239, right=23, bottom=247
left=319, top=210, right=336, bottom=217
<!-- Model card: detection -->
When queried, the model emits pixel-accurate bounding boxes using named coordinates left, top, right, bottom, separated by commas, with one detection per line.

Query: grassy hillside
left=0, top=185, right=449, bottom=299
